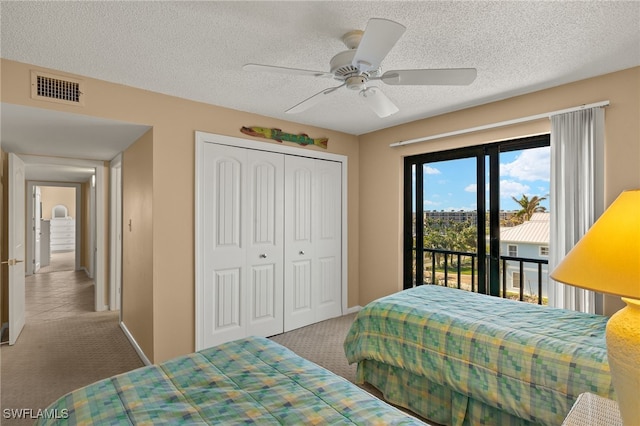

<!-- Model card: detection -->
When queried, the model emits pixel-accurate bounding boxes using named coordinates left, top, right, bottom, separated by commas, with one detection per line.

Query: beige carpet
left=1, top=311, right=145, bottom=425
left=271, top=314, right=434, bottom=424
left=270, top=313, right=358, bottom=382
left=1, top=267, right=145, bottom=426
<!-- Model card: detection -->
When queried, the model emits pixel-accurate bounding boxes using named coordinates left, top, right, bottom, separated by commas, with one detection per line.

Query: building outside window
left=500, top=213, right=550, bottom=302
left=512, top=271, right=521, bottom=288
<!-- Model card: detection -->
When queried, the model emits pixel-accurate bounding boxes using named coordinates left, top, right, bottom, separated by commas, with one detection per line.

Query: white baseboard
left=0, top=322, right=8, bottom=339
left=345, top=305, right=362, bottom=314
left=120, top=321, right=151, bottom=366
left=81, top=267, right=93, bottom=279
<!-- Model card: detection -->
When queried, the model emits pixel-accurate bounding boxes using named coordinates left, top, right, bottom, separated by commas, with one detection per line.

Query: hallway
left=1, top=253, right=143, bottom=425
left=28, top=251, right=93, bottom=323
left=1, top=251, right=89, bottom=342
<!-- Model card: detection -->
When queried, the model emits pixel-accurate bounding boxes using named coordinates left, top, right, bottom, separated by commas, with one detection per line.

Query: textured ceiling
left=2, top=1, right=640, bottom=136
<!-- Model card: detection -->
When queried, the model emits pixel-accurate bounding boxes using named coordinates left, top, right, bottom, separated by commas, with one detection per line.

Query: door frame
left=110, top=154, right=123, bottom=312
left=194, top=132, right=349, bottom=351
left=8, top=153, right=26, bottom=345
left=34, top=185, right=42, bottom=273
left=18, top=154, right=106, bottom=312
left=26, top=181, right=82, bottom=274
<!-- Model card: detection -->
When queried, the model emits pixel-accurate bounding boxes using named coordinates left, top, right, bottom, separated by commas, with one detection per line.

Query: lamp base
left=606, top=297, right=640, bottom=425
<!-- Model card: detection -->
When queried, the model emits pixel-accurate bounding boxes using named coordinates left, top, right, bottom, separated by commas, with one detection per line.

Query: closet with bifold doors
left=196, top=137, right=344, bottom=350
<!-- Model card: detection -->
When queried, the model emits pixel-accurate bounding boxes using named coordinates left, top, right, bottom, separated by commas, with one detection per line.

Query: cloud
left=424, top=166, right=441, bottom=175
left=464, top=180, right=539, bottom=200
left=442, top=203, right=478, bottom=212
left=423, top=199, right=441, bottom=207
left=500, top=180, right=530, bottom=198
left=501, top=147, right=550, bottom=182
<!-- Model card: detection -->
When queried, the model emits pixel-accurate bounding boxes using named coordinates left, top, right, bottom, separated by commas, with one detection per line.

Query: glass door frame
left=403, top=134, right=550, bottom=296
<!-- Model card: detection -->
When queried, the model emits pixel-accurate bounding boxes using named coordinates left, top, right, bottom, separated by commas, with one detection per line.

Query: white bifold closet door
left=284, top=155, right=342, bottom=332
left=200, top=143, right=342, bottom=349
left=202, top=144, right=284, bottom=347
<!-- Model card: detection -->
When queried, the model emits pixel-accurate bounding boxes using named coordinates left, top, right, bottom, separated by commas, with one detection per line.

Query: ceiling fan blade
left=286, top=84, right=345, bottom=114
left=243, top=63, right=333, bottom=78
left=352, top=18, right=406, bottom=73
left=359, top=86, right=399, bottom=118
left=379, top=68, right=477, bottom=86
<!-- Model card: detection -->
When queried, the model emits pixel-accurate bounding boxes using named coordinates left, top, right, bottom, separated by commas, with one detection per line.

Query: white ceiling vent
left=31, top=70, right=84, bottom=106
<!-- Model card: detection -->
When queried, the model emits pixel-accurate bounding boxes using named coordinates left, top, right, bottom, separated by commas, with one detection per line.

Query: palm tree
left=511, top=194, right=547, bottom=221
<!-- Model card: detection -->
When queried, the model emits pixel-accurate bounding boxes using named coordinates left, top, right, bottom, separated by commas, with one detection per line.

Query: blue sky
left=419, top=146, right=550, bottom=212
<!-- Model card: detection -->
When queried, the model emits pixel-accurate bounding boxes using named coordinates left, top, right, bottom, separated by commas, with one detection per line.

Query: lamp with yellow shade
left=550, top=189, right=640, bottom=425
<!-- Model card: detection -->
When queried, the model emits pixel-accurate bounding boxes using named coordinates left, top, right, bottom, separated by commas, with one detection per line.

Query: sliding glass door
left=405, top=150, right=489, bottom=292
left=404, top=135, right=550, bottom=302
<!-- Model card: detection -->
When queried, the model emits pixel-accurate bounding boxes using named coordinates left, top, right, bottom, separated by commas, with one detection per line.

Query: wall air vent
left=31, top=71, right=84, bottom=106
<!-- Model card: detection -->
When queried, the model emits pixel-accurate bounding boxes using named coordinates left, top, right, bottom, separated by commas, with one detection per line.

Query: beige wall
left=122, top=129, right=154, bottom=360
left=40, top=186, right=75, bottom=220
left=358, top=67, right=640, bottom=315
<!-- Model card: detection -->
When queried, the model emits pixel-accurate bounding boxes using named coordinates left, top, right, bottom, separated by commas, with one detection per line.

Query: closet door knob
left=259, top=254, right=267, bottom=259
left=299, top=251, right=305, bottom=255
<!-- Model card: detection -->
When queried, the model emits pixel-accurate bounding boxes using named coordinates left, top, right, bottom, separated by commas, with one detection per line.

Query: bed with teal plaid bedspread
left=38, top=336, right=425, bottom=425
left=344, top=285, right=615, bottom=426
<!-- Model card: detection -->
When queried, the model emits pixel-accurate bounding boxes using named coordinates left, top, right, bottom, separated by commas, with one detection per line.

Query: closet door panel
left=215, top=158, right=241, bottom=248
left=292, top=168, right=312, bottom=243
left=284, top=157, right=342, bottom=332
left=314, top=160, right=342, bottom=321
left=318, top=256, right=338, bottom=304
left=292, top=260, right=312, bottom=311
left=202, top=144, right=248, bottom=347
left=250, top=265, right=276, bottom=318
left=213, top=268, right=241, bottom=329
left=246, top=150, right=284, bottom=337
left=284, top=156, right=316, bottom=331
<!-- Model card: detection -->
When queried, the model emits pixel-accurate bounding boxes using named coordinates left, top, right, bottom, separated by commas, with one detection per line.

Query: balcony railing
left=414, top=248, right=549, bottom=305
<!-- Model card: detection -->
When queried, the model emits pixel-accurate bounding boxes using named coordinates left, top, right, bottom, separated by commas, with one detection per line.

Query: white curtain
left=549, top=107, right=604, bottom=313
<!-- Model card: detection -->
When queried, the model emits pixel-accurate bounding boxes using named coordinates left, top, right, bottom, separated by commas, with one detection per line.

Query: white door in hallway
left=200, top=144, right=284, bottom=348
left=34, top=185, right=42, bottom=272
left=284, top=156, right=342, bottom=332
left=8, top=153, right=26, bottom=345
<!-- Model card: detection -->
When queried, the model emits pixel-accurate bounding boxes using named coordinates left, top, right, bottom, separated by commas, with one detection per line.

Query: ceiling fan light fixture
left=346, top=75, right=367, bottom=90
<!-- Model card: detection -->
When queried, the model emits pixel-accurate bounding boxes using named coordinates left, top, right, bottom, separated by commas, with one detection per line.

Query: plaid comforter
left=344, top=285, right=615, bottom=426
left=38, top=336, right=425, bottom=425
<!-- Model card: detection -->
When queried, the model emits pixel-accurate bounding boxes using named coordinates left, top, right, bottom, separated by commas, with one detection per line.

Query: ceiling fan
left=243, top=18, right=477, bottom=118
